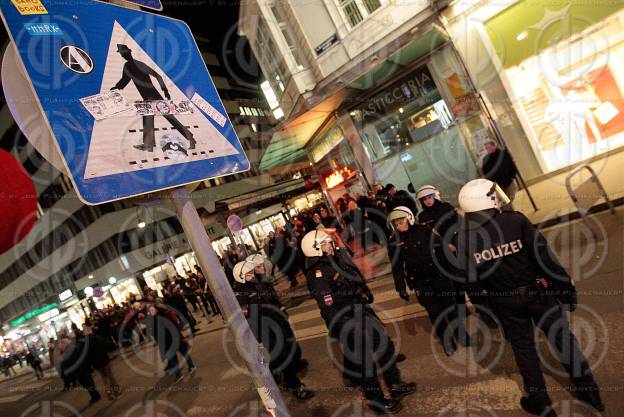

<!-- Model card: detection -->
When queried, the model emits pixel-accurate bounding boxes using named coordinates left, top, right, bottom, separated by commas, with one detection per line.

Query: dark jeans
left=165, top=340, right=195, bottom=379
left=338, top=306, right=401, bottom=402
left=31, top=363, right=44, bottom=379
left=414, top=279, right=468, bottom=344
left=493, top=294, right=598, bottom=400
left=76, top=372, right=101, bottom=401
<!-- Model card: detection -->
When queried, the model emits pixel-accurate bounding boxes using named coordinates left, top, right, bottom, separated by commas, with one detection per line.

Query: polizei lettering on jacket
left=474, top=240, right=523, bottom=264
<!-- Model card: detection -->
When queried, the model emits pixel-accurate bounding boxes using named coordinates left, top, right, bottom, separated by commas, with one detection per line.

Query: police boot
left=575, top=388, right=605, bottom=412
left=520, top=396, right=557, bottom=417
left=389, top=381, right=416, bottom=400
left=367, top=398, right=402, bottom=415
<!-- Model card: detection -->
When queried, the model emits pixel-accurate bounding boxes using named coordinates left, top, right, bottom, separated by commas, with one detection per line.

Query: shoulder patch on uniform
left=323, top=294, right=333, bottom=306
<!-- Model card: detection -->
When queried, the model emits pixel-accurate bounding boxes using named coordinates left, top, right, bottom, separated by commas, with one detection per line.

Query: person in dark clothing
left=415, top=185, right=459, bottom=247
left=111, top=44, right=195, bottom=152
left=233, top=256, right=313, bottom=400
left=198, top=269, right=222, bottom=317
left=165, top=285, right=198, bottom=333
left=387, top=206, right=471, bottom=356
left=416, top=184, right=497, bottom=329
left=389, top=190, right=418, bottom=214
left=481, top=141, right=518, bottom=206
left=144, top=304, right=196, bottom=382
left=25, top=350, right=44, bottom=379
left=302, top=229, right=415, bottom=415
left=266, top=230, right=301, bottom=288
left=84, top=325, right=120, bottom=400
left=319, top=206, right=340, bottom=230
left=456, top=179, right=604, bottom=416
left=60, top=335, right=102, bottom=404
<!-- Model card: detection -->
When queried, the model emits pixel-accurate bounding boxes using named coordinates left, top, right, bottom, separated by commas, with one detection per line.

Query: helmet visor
left=489, top=183, right=511, bottom=208
left=391, top=217, right=409, bottom=227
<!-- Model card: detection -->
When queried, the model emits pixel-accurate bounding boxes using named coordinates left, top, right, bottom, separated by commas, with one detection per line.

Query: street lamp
left=109, top=277, right=117, bottom=285
left=84, top=286, right=93, bottom=297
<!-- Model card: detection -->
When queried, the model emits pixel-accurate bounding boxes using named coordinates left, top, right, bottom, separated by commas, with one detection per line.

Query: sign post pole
left=167, top=186, right=290, bottom=417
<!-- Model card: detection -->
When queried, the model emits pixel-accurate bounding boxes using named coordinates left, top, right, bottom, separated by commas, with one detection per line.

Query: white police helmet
left=245, top=253, right=265, bottom=267
left=387, top=206, right=416, bottom=227
left=301, top=230, right=333, bottom=258
left=458, top=179, right=510, bottom=213
left=232, top=261, right=255, bottom=284
left=416, top=185, right=440, bottom=201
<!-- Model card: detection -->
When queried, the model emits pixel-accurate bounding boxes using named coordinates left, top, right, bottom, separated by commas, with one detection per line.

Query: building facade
left=241, top=0, right=624, bottom=208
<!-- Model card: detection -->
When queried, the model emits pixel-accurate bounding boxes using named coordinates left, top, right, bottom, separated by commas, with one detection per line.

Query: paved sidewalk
left=515, top=149, right=624, bottom=224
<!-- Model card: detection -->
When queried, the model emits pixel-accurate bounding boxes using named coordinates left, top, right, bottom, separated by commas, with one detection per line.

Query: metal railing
left=565, top=164, right=615, bottom=218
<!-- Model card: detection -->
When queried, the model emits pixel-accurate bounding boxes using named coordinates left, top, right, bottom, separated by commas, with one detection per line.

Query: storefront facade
left=306, top=122, right=370, bottom=209
left=442, top=0, right=624, bottom=178
left=303, top=30, right=497, bottom=206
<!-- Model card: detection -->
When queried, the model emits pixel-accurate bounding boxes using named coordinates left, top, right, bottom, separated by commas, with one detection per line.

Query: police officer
left=232, top=256, right=313, bottom=400
left=456, top=179, right=604, bottom=416
left=416, top=185, right=498, bottom=329
left=416, top=185, right=458, bottom=244
left=387, top=206, right=471, bottom=356
left=302, top=230, right=415, bottom=414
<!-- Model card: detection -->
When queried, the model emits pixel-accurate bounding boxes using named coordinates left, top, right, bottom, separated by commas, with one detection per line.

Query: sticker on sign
left=0, top=1, right=250, bottom=204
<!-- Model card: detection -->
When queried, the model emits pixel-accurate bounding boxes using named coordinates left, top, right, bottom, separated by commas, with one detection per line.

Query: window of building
left=255, top=18, right=289, bottom=97
left=269, top=3, right=308, bottom=71
left=338, top=0, right=385, bottom=29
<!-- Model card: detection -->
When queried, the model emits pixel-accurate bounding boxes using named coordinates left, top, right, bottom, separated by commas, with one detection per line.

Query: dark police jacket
left=305, top=249, right=371, bottom=337
left=418, top=200, right=459, bottom=244
left=457, top=210, right=573, bottom=295
left=388, top=224, right=457, bottom=293
left=234, top=275, right=289, bottom=344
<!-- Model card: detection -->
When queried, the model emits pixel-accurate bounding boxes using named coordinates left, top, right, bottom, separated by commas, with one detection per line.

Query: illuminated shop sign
left=11, top=303, right=58, bottom=327
left=324, top=166, right=357, bottom=189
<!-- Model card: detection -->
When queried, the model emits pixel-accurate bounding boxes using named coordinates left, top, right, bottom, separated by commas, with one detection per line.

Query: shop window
left=487, top=7, right=624, bottom=171
left=255, top=18, right=289, bottom=97
left=269, top=3, right=309, bottom=71
left=351, top=65, right=447, bottom=161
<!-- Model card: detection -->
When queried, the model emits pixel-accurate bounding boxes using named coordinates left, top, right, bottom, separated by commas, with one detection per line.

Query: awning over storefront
left=223, top=178, right=306, bottom=210
left=258, top=27, right=450, bottom=171
left=259, top=90, right=348, bottom=171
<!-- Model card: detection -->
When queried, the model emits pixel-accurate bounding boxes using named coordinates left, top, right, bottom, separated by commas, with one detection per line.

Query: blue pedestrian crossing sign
left=0, top=0, right=249, bottom=204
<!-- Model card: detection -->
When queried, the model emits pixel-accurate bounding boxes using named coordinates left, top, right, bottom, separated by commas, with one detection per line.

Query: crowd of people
left=2, top=142, right=606, bottom=415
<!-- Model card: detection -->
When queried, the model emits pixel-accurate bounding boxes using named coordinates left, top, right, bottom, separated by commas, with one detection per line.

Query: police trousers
left=337, top=306, right=401, bottom=401
left=492, top=294, right=598, bottom=400
left=252, top=311, right=304, bottom=391
left=413, top=279, right=468, bottom=344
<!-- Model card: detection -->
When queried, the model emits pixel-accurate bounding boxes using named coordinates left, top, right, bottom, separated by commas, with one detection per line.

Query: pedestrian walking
left=25, top=350, right=45, bottom=379
left=60, top=335, right=102, bottom=405
left=456, top=179, right=604, bottom=416
left=481, top=141, right=518, bottom=207
left=145, top=303, right=196, bottom=382
left=302, top=229, right=416, bottom=414
left=84, top=324, right=121, bottom=400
